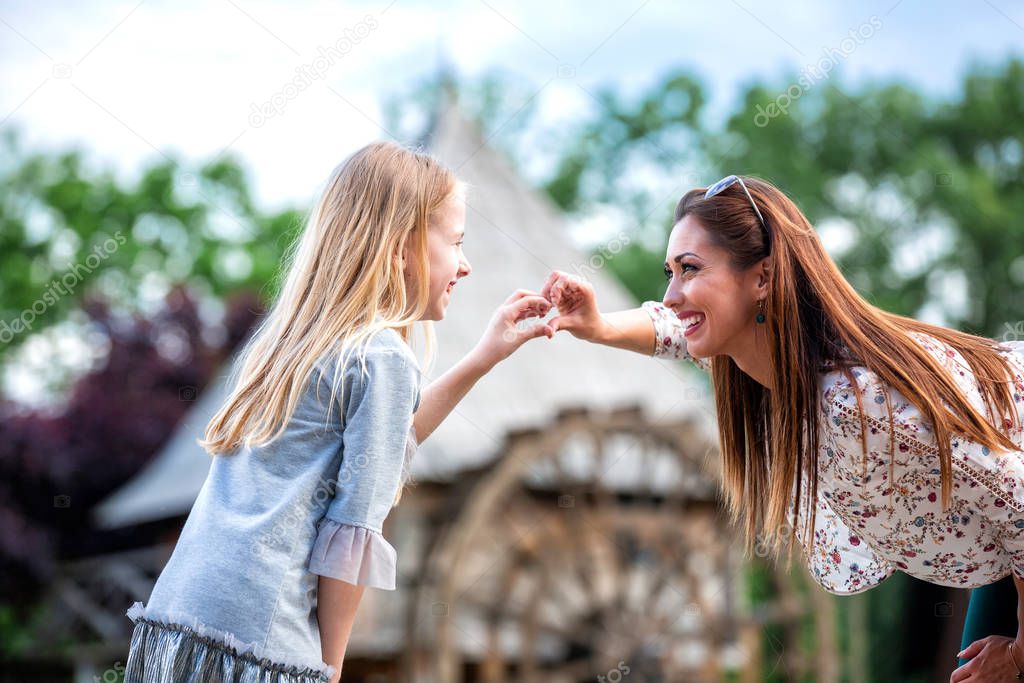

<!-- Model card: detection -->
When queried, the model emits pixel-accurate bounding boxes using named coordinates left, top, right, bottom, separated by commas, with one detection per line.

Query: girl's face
left=409, top=192, right=471, bottom=321
left=662, top=215, right=765, bottom=359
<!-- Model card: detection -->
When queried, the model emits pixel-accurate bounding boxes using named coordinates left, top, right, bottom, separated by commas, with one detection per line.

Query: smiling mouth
left=678, top=312, right=705, bottom=335
left=445, top=280, right=457, bottom=294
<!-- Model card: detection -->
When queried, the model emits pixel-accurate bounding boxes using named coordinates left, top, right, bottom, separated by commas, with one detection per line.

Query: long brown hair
left=675, top=176, right=1021, bottom=561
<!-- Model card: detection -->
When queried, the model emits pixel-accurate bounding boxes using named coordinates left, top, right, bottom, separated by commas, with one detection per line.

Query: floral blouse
left=642, top=301, right=1024, bottom=594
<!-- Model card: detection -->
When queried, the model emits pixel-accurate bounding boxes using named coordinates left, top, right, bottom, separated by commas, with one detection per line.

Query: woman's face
left=662, top=214, right=765, bottom=359
left=414, top=192, right=471, bottom=321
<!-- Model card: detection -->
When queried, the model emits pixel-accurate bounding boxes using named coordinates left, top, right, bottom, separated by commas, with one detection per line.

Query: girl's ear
left=400, top=240, right=410, bottom=272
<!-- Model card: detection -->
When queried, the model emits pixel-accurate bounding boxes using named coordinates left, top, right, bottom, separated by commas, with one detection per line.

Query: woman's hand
left=541, top=270, right=609, bottom=342
left=469, top=289, right=553, bottom=371
left=952, top=635, right=1024, bottom=682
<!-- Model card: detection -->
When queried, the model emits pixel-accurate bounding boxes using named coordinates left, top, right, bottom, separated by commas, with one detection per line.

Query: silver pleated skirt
left=124, top=603, right=332, bottom=683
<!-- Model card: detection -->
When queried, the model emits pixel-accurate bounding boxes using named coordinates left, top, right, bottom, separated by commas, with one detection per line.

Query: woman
left=541, top=175, right=1024, bottom=681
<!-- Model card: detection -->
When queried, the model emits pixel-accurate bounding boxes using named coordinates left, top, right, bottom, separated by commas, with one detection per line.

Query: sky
left=2, top=0, right=1022, bottom=213
left=2, top=0, right=1023, bottom=405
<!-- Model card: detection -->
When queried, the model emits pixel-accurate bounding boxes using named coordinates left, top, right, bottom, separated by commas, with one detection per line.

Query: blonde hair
left=199, top=142, right=459, bottom=505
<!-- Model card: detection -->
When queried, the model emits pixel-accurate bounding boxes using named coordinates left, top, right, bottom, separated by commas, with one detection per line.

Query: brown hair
left=675, top=176, right=1021, bottom=561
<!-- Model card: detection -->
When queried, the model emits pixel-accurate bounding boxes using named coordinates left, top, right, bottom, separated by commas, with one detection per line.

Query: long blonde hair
left=200, top=141, right=457, bottom=463
left=675, top=176, right=1022, bottom=561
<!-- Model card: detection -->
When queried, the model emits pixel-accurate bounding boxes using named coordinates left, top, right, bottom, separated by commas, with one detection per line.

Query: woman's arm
left=318, top=576, right=365, bottom=683
left=593, top=308, right=660, bottom=354
left=414, top=290, right=552, bottom=444
left=1018, top=572, right=1024, bottom=666
left=541, top=270, right=653, bottom=352
left=542, top=271, right=709, bottom=370
left=951, top=572, right=1024, bottom=680
left=1017, top=573, right=1023, bottom=669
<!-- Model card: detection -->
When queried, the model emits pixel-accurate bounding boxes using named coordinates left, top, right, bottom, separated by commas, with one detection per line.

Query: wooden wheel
left=409, top=406, right=750, bottom=683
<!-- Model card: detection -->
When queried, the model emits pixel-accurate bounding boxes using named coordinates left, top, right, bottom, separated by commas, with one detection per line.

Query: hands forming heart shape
left=472, top=270, right=607, bottom=368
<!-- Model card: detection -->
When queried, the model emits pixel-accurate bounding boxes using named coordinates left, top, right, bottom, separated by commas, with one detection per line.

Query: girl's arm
left=414, top=290, right=552, bottom=444
left=318, top=576, right=365, bottom=683
left=310, top=345, right=418, bottom=678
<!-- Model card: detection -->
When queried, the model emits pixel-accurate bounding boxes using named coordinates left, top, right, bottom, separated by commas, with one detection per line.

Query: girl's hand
left=952, top=635, right=1024, bottom=682
left=470, top=289, right=553, bottom=370
left=541, top=270, right=608, bottom=342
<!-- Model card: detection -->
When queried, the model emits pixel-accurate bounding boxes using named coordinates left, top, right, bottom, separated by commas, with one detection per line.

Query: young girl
left=123, top=141, right=553, bottom=682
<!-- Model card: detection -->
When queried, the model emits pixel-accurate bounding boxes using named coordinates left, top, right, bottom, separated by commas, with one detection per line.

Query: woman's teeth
left=682, top=313, right=705, bottom=330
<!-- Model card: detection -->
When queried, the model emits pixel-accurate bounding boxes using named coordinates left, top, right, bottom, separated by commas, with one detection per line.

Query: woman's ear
left=757, top=257, right=771, bottom=289
left=749, top=257, right=771, bottom=299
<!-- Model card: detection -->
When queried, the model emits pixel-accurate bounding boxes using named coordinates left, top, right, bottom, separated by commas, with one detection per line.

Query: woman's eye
left=663, top=267, right=673, bottom=281
left=680, top=263, right=697, bottom=274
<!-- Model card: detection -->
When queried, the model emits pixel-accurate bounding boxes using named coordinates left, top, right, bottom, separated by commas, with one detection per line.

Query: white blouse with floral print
left=641, top=300, right=1024, bottom=594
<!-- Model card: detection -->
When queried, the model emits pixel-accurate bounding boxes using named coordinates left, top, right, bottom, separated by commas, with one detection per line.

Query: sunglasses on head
left=704, top=174, right=771, bottom=250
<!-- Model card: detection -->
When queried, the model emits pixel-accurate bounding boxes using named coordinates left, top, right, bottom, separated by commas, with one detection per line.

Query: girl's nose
left=460, top=258, right=472, bottom=278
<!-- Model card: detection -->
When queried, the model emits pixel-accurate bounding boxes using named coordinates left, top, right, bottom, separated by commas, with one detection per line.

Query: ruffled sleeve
left=307, top=342, right=421, bottom=590
left=307, top=419, right=419, bottom=590
left=308, top=518, right=398, bottom=590
left=640, top=301, right=711, bottom=371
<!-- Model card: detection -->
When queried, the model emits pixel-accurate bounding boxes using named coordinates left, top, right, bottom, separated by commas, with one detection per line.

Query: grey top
left=130, top=326, right=422, bottom=675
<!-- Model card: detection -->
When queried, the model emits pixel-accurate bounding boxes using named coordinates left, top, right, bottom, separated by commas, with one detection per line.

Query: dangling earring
left=756, top=299, right=766, bottom=324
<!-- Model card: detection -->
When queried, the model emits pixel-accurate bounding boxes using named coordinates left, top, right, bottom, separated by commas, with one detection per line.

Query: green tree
left=0, top=129, right=303, bottom=366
